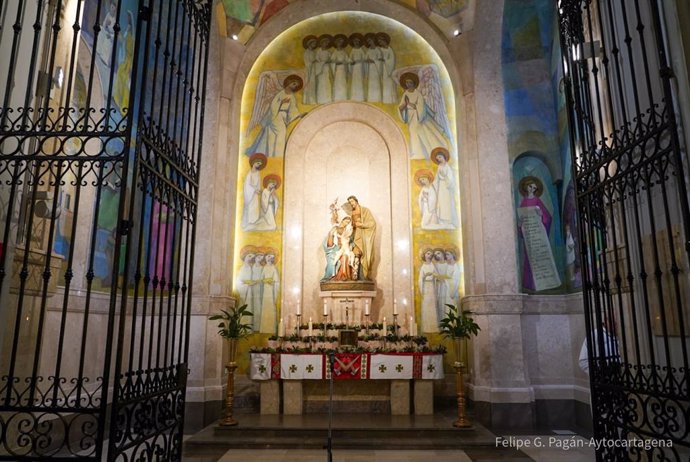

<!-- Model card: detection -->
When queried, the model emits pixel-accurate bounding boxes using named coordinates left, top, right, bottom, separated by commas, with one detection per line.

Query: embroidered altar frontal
left=250, top=353, right=444, bottom=380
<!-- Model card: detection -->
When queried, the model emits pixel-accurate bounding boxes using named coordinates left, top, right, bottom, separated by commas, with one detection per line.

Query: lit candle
left=409, top=316, right=413, bottom=334
left=323, top=301, right=328, bottom=316
left=278, top=318, right=285, bottom=337
left=296, top=300, right=301, bottom=316
left=382, top=317, right=387, bottom=336
left=393, top=300, right=398, bottom=315
left=308, top=317, right=313, bottom=337
left=364, top=300, right=370, bottom=316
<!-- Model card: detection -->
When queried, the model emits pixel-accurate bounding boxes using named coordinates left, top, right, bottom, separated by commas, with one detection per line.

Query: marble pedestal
left=319, top=286, right=376, bottom=325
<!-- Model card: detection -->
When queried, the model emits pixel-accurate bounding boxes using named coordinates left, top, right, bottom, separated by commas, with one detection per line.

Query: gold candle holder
left=221, top=338, right=239, bottom=426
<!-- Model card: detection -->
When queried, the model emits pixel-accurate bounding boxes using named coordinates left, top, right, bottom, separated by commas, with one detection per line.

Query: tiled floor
left=184, top=439, right=595, bottom=462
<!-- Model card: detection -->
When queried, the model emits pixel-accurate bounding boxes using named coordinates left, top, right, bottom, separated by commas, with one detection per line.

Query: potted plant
left=209, top=303, right=252, bottom=426
left=438, top=304, right=480, bottom=428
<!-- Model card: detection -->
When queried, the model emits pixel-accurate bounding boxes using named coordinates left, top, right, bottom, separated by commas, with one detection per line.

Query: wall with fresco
left=502, top=0, right=581, bottom=294
left=233, top=11, right=463, bottom=338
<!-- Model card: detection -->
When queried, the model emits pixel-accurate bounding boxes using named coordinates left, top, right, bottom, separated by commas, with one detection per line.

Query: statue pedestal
left=319, top=281, right=376, bottom=325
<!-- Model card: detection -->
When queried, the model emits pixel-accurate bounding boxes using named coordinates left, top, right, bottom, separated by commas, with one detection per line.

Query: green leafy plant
left=439, top=304, right=480, bottom=339
left=209, top=304, right=253, bottom=339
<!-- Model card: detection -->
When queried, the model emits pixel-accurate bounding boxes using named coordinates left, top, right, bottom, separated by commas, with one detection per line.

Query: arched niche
left=282, top=102, right=411, bottom=320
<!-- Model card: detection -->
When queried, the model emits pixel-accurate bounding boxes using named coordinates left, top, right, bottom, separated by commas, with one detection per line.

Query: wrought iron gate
left=0, top=1, right=210, bottom=460
left=559, top=0, right=690, bottom=460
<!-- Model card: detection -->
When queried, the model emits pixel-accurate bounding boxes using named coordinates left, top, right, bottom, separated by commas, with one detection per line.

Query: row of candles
left=276, top=299, right=419, bottom=337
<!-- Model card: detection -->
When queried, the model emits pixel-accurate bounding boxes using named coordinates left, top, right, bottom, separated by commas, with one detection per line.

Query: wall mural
left=502, top=0, right=581, bottom=293
left=235, top=12, right=462, bottom=337
left=220, top=0, right=472, bottom=43
left=513, top=156, right=563, bottom=293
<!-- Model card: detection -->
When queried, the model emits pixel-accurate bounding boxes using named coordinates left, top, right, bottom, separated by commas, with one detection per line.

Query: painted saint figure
left=415, top=169, right=440, bottom=229
left=260, top=250, right=280, bottom=334
left=302, top=35, right=318, bottom=105
left=331, top=34, right=349, bottom=101
left=432, top=147, right=458, bottom=229
left=245, top=75, right=304, bottom=157
left=315, top=34, right=334, bottom=104
left=250, top=251, right=266, bottom=331
left=348, top=33, right=366, bottom=101
left=433, top=248, right=448, bottom=324
left=236, top=246, right=257, bottom=311
left=242, top=153, right=267, bottom=230
left=419, top=249, right=439, bottom=333
left=517, top=176, right=557, bottom=291
left=444, top=248, right=462, bottom=309
left=398, top=72, right=449, bottom=160
left=377, top=33, right=397, bottom=104
left=364, top=33, right=382, bottom=102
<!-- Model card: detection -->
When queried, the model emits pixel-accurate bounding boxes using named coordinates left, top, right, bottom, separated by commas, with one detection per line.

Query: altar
left=249, top=352, right=444, bottom=416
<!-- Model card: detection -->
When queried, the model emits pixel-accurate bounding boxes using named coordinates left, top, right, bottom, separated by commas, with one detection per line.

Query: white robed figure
left=302, top=35, right=318, bottom=105
left=348, top=33, right=366, bottom=101
left=364, top=33, right=382, bottom=102
left=259, top=251, right=280, bottom=334
left=395, top=66, right=453, bottom=160
left=331, top=34, right=349, bottom=101
left=236, top=247, right=257, bottom=310
left=377, top=33, right=397, bottom=104
left=432, top=147, right=458, bottom=229
left=419, top=249, right=439, bottom=333
left=415, top=169, right=441, bottom=229
left=241, top=153, right=266, bottom=230
left=250, top=252, right=265, bottom=331
left=245, top=73, right=304, bottom=158
left=315, top=35, right=334, bottom=104
left=432, top=249, right=448, bottom=325
left=444, top=249, right=462, bottom=308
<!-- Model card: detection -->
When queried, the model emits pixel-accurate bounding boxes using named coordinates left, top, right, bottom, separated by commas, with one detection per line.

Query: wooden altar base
left=183, top=409, right=497, bottom=455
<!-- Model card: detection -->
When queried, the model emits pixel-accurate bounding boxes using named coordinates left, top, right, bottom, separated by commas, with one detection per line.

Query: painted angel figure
left=245, top=72, right=305, bottom=158
left=395, top=65, right=453, bottom=160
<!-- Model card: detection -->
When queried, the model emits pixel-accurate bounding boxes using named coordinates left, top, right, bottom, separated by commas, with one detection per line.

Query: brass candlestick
left=453, top=337, right=471, bottom=428
left=221, top=338, right=239, bottom=426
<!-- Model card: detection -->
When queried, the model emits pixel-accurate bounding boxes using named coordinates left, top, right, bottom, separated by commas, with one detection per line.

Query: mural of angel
left=415, top=169, right=440, bottom=229
left=242, top=153, right=267, bottom=230
left=315, top=34, right=334, bottom=104
left=259, top=249, right=280, bottom=334
left=245, top=74, right=304, bottom=158
left=348, top=33, right=366, bottom=101
left=395, top=66, right=452, bottom=160
left=377, top=33, right=397, bottom=104
left=364, top=33, right=382, bottom=102
left=302, top=35, right=318, bottom=105
left=432, top=147, right=458, bottom=229
left=331, top=34, right=349, bottom=101
left=246, top=173, right=281, bottom=232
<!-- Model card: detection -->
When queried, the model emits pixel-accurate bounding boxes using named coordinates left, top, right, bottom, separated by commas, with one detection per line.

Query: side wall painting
left=235, top=12, right=462, bottom=339
left=513, top=155, right=563, bottom=293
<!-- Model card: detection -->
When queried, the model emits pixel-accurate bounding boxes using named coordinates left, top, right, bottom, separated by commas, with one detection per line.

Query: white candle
left=308, top=317, right=313, bottom=337
left=296, top=300, right=301, bottom=316
left=278, top=318, right=285, bottom=337
left=393, top=300, right=398, bottom=315
left=364, top=300, right=370, bottom=316
left=409, top=316, right=413, bottom=334
left=382, top=317, right=387, bottom=336
left=323, top=301, right=328, bottom=316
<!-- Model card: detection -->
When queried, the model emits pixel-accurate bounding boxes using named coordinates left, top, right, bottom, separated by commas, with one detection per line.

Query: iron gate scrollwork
left=0, top=0, right=211, bottom=460
left=559, top=0, right=690, bottom=460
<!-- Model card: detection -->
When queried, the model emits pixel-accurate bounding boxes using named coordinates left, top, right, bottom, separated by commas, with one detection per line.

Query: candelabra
left=393, top=313, right=399, bottom=337
left=365, top=313, right=370, bottom=335
left=295, top=314, right=302, bottom=337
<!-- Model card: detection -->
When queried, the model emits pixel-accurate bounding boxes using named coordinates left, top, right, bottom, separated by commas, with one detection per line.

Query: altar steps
left=183, top=412, right=498, bottom=454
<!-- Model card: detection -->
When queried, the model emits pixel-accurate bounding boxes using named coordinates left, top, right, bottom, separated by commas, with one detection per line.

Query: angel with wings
left=245, top=72, right=305, bottom=158
left=395, top=65, right=453, bottom=160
